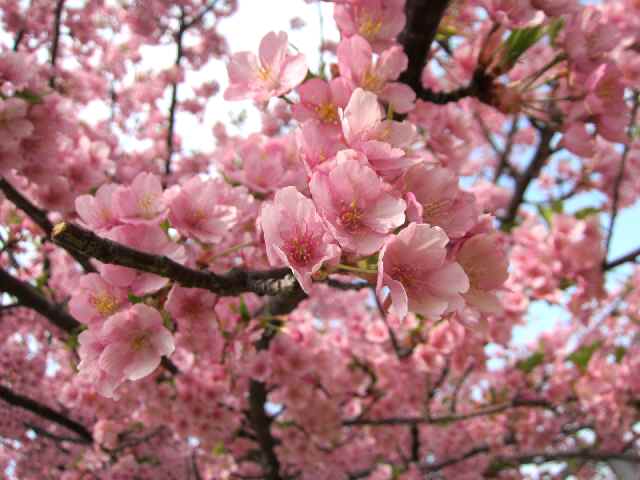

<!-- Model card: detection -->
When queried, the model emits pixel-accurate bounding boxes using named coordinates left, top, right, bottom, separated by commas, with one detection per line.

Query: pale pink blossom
left=456, top=233, right=510, bottom=314
left=291, top=77, right=352, bottom=126
left=377, top=223, right=469, bottom=319
left=260, top=186, right=341, bottom=292
left=337, top=35, right=415, bottom=113
left=113, top=172, right=166, bottom=224
left=334, top=0, right=406, bottom=52
left=69, top=273, right=129, bottom=326
left=309, top=150, right=405, bottom=255
left=167, top=176, right=238, bottom=243
left=164, top=285, right=218, bottom=327
left=97, top=304, right=174, bottom=383
left=403, top=164, right=478, bottom=238
left=225, top=31, right=308, bottom=103
left=296, top=120, right=345, bottom=173
left=0, top=98, right=33, bottom=147
left=75, top=183, right=121, bottom=232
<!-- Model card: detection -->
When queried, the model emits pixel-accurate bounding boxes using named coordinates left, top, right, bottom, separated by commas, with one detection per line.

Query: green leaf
left=502, top=26, right=545, bottom=69
left=159, top=218, right=171, bottom=234
left=14, top=89, right=43, bottom=104
left=614, top=346, right=627, bottom=363
left=128, top=293, right=144, bottom=304
left=537, top=204, right=553, bottom=226
left=574, top=207, right=600, bottom=220
left=567, top=341, right=602, bottom=373
left=516, top=351, right=545, bottom=374
left=547, top=17, right=565, bottom=44
left=211, top=441, right=226, bottom=456
left=238, top=296, right=250, bottom=324
left=550, top=199, right=564, bottom=214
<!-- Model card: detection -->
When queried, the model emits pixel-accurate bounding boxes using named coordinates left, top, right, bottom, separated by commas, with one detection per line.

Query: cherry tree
left=1, top=0, right=640, bottom=478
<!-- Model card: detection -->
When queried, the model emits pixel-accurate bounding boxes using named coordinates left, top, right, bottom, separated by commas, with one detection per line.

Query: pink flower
left=377, top=223, right=469, bottom=319
left=164, top=285, right=218, bottom=327
left=334, top=0, right=406, bottom=52
left=75, top=183, right=121, bottom=232
left=0, top=98, right=34, bottom=146
left=296, top=120, right=345, bottom=174
left=97, top=304, right=174, bottom=382
left=337, top=35, right=415, bottom=113
left=69, top=273, right=129, bottom=326
left=402, top=164, right=478, bottom=238
left=309, top=150, right=406, bottom=255
left=225, top=31, right=308, bottom=103
left=167, top=176, right=238, bottom=243
left=341, top=88, right=419, bottom=176
left=113, top=172, right=166, bottom=224
left=260, top=186, right=341, bottom=292
left=456, top=233, right=509, bottom=314
left=292, top=77, right=352, bottom=126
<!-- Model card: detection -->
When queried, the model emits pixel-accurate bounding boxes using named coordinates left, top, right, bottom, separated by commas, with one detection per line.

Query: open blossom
left=456, top=233, right=510, bottom=314
left=296, top=120, right=345, bottom=173
left=403, top=164, right=478, bottom=238
left=167, top=176, right=238, bottom=243
left=0, top=98, right=34, bottom=146
left=260, top=186, right=341, bottom=292
left=75, top=183, right=121, bottom=232
left=292, top=77, right=352, bottom=126
left=224, top=31, right=308, bottom=103
left=113, top=171, right=166, bottom=224
left=341, top=88, right=418, bottom=175
left=165, top=285, right=218, bottom=327
left=334, top=0, right=406, bottom=52
left=79, top=304, right=174, bottom=396
left=309, top=150, right=406, bottom=255
left=337, top=35, right=415, bottom=113
left=69, top=273, right=129, bottom=326
left=377, top=223, right=469, bottom=319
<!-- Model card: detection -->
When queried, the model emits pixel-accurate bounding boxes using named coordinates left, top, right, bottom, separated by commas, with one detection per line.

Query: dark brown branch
left=343, top=397, right=553, bottom=427
left=398, top=0, right=452, bottom=95
left=53, top=222, right=295, bottom=297
left=604, top=246, right=640, bottom=271
left=501, top=127, right=554, bottom=226
left=166, top=9, right=186, bottom=177
left=0, top=177, right=95, bottom=272
left=604, top=91, right=640, bottom=262
left=183, top=0, right=218, bottom=30
left=49, top=0, right=66, bottom=88
left=493, top=115, right=519, bottom=182
left=423, top=444, right=490, bottom=472
left=0, top=267, right=81, bottom=333
left=13, top=29, right=25, bottom=51
left=0, top=266, right=179, bottom=373
left=0, top=384, right=92, bottom=444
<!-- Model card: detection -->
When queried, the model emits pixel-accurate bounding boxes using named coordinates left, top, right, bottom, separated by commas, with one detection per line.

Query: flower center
left=315, top=102, right=339, bottom=124
left=131, top=334, right=148, bottom=351
left=257, top=66, right=273, bottom=82
left=391, top=264, right=420, bottom=290
left=361, top=69, right=384, bottom=94
left=90, top=292, right=119, bottom=317
left=339, top=201, right=364, bottom=232
left=138, top=192, right=157, bottom=219
left=286, top=233, right=315, bottom=266
left=358, top=14, right=383, bottom=40
left=422, top=198, right=452, bottom=223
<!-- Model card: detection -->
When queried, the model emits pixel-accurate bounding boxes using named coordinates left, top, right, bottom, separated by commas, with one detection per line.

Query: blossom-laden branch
left=343, top=397, right=554, bottom=427
left=49, top=0, right=66, bottom=87
left=0, top=384, right=93, bottom=444
left=501, top=127, right=554, bottom=226
left=605, top=246, right=640, bottom=271
left=52, top=222, right=296, bottom=298
left=0, top=178, right=96, bottom=272
left=0, top=266, right=81, bottom=333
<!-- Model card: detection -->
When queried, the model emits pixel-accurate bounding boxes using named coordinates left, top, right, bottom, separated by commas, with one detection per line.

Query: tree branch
left=398, top=0, right=452, bottom=95
left=604, top=246, right=640, bottom=271
left=343, top=397, right=553, bottom=427
left=604, top=91, right=640, bottom=263
left=0, top=177, right=96, bottom=272
left=52, top=222, right=296, bottom=297
left=49, top=0, right=66, bottom=88
left=166, top=9, right=186, bottom=177
left=501, top=127, right=554, bottom=226
left=0, top=267, right=81, bottom=333
left=0, top=384, right=92, bottom=444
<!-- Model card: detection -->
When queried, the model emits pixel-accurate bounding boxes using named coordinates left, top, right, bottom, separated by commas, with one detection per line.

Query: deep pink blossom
left=310, top=150, right=406, bottom=255
left=260, top=186, right=341, bottom=292
left=377, top=223, right=469, bottom=319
